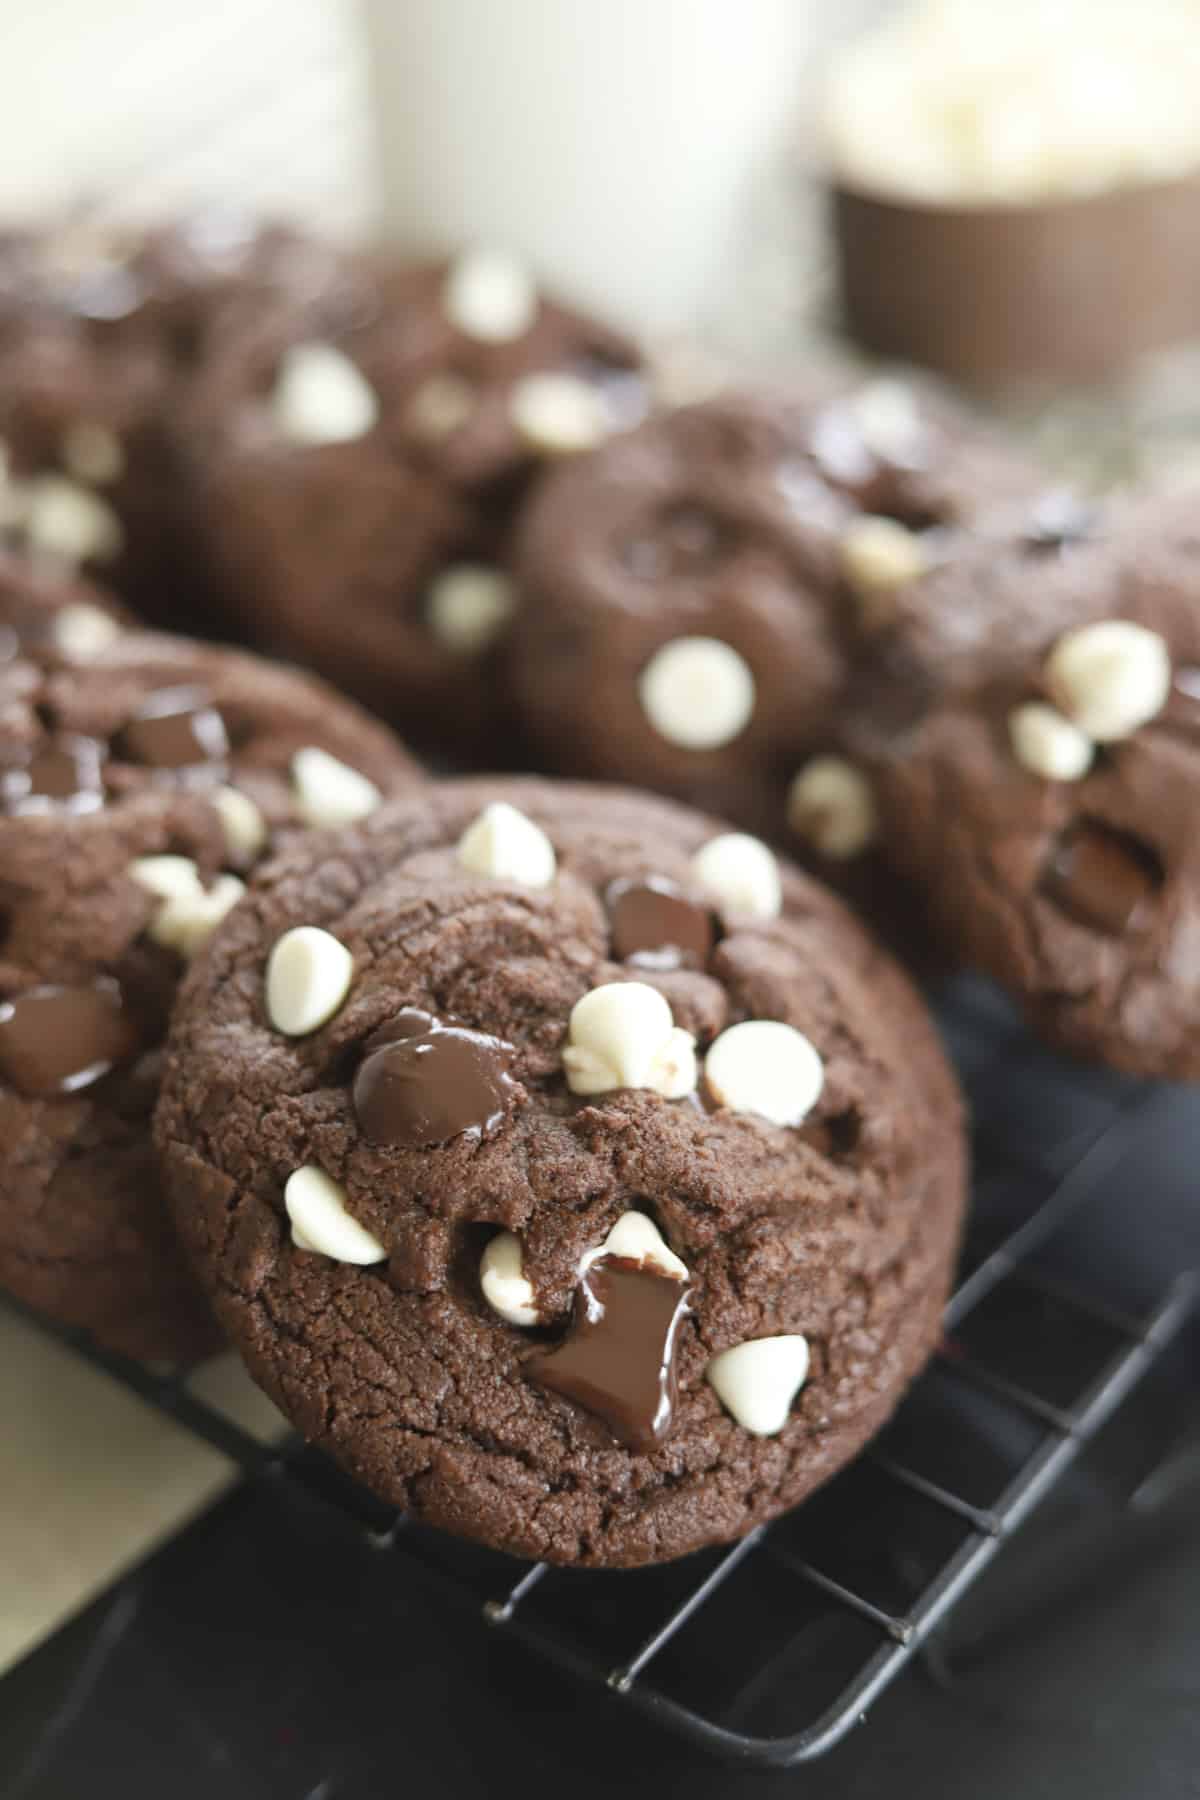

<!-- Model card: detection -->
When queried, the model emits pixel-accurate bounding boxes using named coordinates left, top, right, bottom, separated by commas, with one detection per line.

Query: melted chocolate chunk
left=116, top=687, right=230, bottom=769
left=353, top=1007, right=518, bottom=1147
left=0, top=978, right=143, bottom=1098
left=1043, top=822, right=1164, bottom=935
left=527, top=1254, right=692, bottom=1453
left=606, top=875, right=716, bottom=971
left=2, top=735, right=106, bottom=814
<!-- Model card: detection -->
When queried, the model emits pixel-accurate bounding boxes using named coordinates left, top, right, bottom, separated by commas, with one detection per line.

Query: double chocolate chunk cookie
left=508, top=379, right=1040, bottom=846
left=0, top=627, right=420, bottom=1358
left=186, top=247, right=648, bottom=753
left=0, top=546, right=131, bottom=665
left=156, top=779, right=965, bottom=1565
left=837, top=491, right=1200, bottom=1077
left=0, top=211, right=356, bottom=622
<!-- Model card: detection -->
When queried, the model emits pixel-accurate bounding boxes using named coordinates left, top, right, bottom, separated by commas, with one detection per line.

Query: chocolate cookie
left=507, top=379, right=1041, bottom=846
left=184, top=247, right=648, bottom=753
left=0, top=212, right=363, bottom=625
left=0, top=546, right=131, bottom=666
left=0, top=629, right=421, bottom=1358
left=835, top=490, right=1200, bottom=1076
left=155, top=778, right=965, bottom=1565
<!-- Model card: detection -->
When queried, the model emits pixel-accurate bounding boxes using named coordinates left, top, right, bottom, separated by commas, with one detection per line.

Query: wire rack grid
left=7, top=971, right=1198, bottom=1768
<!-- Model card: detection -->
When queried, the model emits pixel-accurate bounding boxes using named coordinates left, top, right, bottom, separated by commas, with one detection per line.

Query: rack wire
left=7, top=970, right=1197, bottom=1768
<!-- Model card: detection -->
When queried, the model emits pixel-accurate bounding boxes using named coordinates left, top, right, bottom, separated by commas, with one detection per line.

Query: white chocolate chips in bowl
left=1010, top=619, right=1171, bottom=781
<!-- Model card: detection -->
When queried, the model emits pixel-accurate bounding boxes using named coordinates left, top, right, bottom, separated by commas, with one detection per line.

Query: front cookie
left=157, top=779, right=965, bottom=1564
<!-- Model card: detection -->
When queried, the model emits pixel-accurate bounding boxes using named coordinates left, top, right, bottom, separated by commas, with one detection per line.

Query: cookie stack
left=4, top=210, right=1188, bottom=1571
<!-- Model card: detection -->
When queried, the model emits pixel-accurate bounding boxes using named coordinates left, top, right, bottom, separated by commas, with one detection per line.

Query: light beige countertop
left=0, top=1312, right=282, bottom=1675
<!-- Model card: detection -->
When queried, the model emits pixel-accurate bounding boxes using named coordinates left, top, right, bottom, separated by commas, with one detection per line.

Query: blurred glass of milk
left=360, top=0, right=814, bottom=335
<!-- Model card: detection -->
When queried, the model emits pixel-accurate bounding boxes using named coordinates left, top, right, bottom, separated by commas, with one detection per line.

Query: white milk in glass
left=361, top=0, right=813, bottom=335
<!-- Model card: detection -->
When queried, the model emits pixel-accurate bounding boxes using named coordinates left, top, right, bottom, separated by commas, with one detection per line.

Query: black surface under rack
left=8, top=972, right=1199, bottom=1769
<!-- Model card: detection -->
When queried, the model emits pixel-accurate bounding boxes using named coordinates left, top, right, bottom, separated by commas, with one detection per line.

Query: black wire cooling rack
left=7, top=970, right=1198, bottom=1768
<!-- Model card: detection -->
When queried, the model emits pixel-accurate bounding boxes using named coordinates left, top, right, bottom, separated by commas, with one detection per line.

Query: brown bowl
left=832, top=172, right=1200, bottom=387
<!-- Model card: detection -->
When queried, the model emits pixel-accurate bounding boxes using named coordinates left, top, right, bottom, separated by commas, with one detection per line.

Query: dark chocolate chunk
left=606, top=875, right=716, bottom=971
left=116, top=686, right=230, bottom=768
left=527, top=1253, right=692, bottom=1453
left=2, top=735, right=106, bottom=813
left=1043, top=822, right=1163, bottom=935
left=0, top=978, right=142, bottom=1098
left=353, top=1007, right=518, bottom=1147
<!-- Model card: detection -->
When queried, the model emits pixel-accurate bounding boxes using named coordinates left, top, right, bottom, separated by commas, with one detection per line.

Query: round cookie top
left=156, top=778, right=965, bottom=1565
left=184, top=247, right=648, bottom=748
left=507, top=379, right=1042, bottom=841
left=838, top=490, right=1200, bottom=1076
left=0, top=212, right=366, bottom=604
left=0, top=631, right=420, bottom=1357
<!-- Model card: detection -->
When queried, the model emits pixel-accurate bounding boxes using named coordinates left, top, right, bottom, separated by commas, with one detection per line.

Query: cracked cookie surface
left=0, top=624, right=420, bottom=1358
left=156, top=778, right=965, bottom=1565
left=508, top=380, right=1041, bottom=849
left=840, top=492, right=1200, bottom=1077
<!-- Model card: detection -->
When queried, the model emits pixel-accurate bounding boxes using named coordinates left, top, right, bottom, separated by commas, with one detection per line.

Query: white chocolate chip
left=849, top=379, right=925, bottom=464
left=457, top=801, right=557, bottom=888
left=22, top=476, right=123, bottom=566
left=840, top=515, right=930, bottom=615
left=1008, top=702, right=1094, bottom=782
left=60, top=421, right=124, bottom=485
left=707, top=1335, right=810, bottom=1436
left=406, top=372, right=476, bottom=440
left=284, top=1166, right=385, bottom=1264
left=690, top=833, right=781, bottom=922
left=580, top=1211, right=689, bottom=1283
left=272, top=342, right=379, bottom=446
left=638, top=637, right=756, bottom=751
left=53, top=600, right=121, bottom=659
left=788, top=757, right=877, bottom=860
left=129, top=855, right=245, bottom=959
left=211, top=784, right=268, bottom=861
left=291, top=747, right=381, bottom=828
left=444, top=247, right=538, bottom=343
left=704, top=1020, right=824, bottom=1127
left=479, top=1231, right=540, bottom=1326
left=1044, top=619, right=1171, bottom=743
left=426, top=564, right=516, bottom=655
left=266, top=926, right=354, bottom=1036
left=510, top=372, right=609, bottom=455
left=563, top=981, right=697, bottom=1099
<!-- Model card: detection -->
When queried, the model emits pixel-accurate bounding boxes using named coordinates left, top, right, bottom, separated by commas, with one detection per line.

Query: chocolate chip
left=353, top=1007, right=518, bottom=1147
left=0, top=978, right=143, bottom=1098
left=1042, top=822, right=1164, bottom=935
left=606, top=876, right=717, bottom=971
left=116, top=687, right=230, bottom=769
left=527, top=1254, right=692, bottom=1453
left=1023, top=490, right=1098, bottom=552
left=2, top=735, right=106, bottom=814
